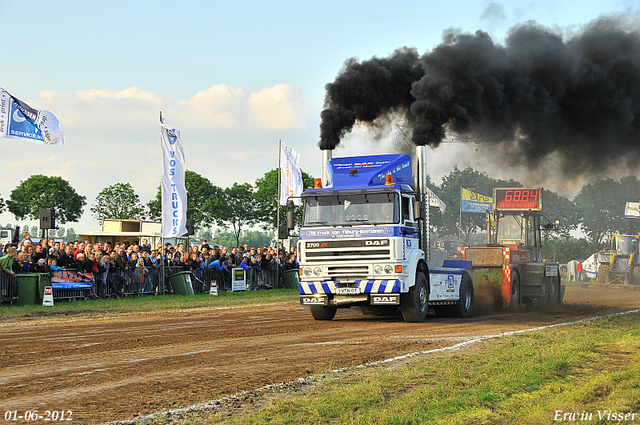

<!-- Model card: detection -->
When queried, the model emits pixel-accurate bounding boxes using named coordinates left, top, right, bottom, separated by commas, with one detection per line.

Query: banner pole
left=459, top=187, right=462, bottom=240
left=276, top=139, right=281, bottom=289
left=159, top=111, right=165, bottom=295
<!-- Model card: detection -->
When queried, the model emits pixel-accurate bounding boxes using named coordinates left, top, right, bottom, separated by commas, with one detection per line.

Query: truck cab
left=297, top=152, right=474, bottom=322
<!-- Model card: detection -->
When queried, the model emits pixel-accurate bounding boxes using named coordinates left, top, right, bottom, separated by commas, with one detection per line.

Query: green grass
left=165, top=312, right=640, bottom=425
left=0, top=289, right=299, bottom=323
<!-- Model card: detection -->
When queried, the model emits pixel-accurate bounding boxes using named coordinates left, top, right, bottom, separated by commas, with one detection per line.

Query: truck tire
left=597, top=265, right=609, bottom=284
left=547, top=275, right=561, bottom=304
left=632, top=266, right=640, bottom=285
left=509, top=271, right=520, bottom=309
left=400, top=272, right=429, bottom=322
left=434, top=271, right=474, bottom=318
left=309, top=305, right=337, bottom=321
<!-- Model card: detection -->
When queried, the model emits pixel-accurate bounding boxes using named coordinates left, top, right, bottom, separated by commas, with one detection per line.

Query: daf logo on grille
left=365, top=240, right=389, bottom=246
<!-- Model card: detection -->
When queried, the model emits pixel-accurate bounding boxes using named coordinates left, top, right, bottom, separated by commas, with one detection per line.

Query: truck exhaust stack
left=416, top=145, right=429, bottom=257
left=322, top=149, right=333, bottom=187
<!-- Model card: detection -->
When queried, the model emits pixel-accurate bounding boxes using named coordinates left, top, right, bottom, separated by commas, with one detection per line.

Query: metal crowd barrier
left=0, top=272, right=18, bottom=303
left=0, top=262, right=290, bottom=305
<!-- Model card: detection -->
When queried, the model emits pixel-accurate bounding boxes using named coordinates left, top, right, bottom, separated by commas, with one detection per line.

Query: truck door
left=401, top=195, right=417, bottom=260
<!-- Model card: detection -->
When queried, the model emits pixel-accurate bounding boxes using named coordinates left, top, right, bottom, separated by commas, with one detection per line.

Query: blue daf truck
left=295, top=147, right=474, bottom=322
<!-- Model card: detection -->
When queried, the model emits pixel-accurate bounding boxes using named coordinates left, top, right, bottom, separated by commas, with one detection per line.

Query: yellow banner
left=461, top=188, right=493, bottom=203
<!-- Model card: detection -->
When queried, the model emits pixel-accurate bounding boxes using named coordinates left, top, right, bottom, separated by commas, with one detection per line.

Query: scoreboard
left=493, top=188, right=543, bottom=211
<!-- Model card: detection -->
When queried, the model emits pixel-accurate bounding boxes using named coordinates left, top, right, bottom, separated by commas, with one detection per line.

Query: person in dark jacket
left=57, top=245, right=76, bottom=269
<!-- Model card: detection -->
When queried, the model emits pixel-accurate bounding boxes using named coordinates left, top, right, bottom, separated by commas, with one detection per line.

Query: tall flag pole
left=0, top=84, right=64, bottom=145
left=160, top=116, right=187, bottom=239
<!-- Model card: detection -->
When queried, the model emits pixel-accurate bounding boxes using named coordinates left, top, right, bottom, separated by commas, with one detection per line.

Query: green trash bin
left=16, top=273, right=40, bottom=306
left=169, top=271, right=195, bottom=295
left=38, top=273, right=52, bottom=303
left=282, top=269, right=299, bottom=289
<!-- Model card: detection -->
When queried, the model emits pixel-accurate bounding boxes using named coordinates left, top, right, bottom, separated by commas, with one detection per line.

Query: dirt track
left=1, top=284, right=640, bottom=424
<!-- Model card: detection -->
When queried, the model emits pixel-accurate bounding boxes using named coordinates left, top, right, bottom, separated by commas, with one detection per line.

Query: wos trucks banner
left=161, top=123, right=187, bottom=238
left=0, top=85, right=64, bottom=145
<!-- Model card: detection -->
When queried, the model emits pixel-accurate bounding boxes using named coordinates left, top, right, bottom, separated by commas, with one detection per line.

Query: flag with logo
left=427, top=187, right=446, bottom=212
left=161, top=123, right=187, bottom=237
left=279, top=141, right=303, bottom=206
left=461, top=188, right=494, bottom=213
left=625, top=202, right=640, bottom=219
left=0, top=85, right=64, bottom=145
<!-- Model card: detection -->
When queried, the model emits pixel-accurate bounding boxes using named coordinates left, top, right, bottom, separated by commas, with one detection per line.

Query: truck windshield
left=615, top=236, right=638, bottom=256
left=303, top=193, right=399, bottom=226
left=497, top=214, right=524, bottom=244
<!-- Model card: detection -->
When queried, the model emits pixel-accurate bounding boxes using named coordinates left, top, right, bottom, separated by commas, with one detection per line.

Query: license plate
left=336, top=287, right=361, bottom=295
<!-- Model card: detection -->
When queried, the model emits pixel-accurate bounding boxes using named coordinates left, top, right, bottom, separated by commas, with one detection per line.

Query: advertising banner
left=461, top=188, right=494, bottom=213
left=0, top=85, right=64, bottom=145
left=279, top=141, right=303, bottom=206
left=161, top=123, right=187, bottom=237
left=625, top=202, right=640, bottom=219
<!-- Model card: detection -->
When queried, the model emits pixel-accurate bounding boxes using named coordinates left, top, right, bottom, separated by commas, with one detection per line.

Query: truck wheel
left=509, top=271, right=520, bottom=309
left=309, top=305, right=337, bottom=321
left=547, top=275, right=561, bottom=304
left=597, top=265, right=609, bottom=284
left=434, top=271, right=474, bottom=318
left=451, top=271, right=474, bottom=318
left=632, top=266, right=640, bottom=285
left=400, top=272, right=429, bottom=322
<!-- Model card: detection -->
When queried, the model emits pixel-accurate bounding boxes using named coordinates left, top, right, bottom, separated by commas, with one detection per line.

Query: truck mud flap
left=300, top=295, right=328, bottom=306
left=370, top=294, right=400, bottom=305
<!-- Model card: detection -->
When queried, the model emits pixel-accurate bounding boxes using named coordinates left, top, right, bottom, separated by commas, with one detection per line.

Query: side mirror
left=413, top=200, right=422, bottom=220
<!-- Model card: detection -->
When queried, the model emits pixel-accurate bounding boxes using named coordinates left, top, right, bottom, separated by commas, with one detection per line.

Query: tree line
left=1, top=168, right=638, bottom=258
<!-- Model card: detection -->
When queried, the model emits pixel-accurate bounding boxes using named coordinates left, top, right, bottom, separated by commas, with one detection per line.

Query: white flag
left=0, top=85, right=64, bottom=145
left=427, top=187, right=447, bottom=212
left=279, top=141, right=303, bottom=206
left=161, top=123, right=187, bottom=237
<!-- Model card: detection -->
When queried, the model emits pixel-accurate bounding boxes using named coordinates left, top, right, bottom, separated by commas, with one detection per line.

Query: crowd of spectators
left=0, top=231, right=300, bottom=300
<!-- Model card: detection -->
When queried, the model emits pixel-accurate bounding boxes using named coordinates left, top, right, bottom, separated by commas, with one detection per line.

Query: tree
left=7, top=175, right=86, bottom=224
left=147, top=170, right=220, bottom=233
left=542, top=236, right=606, bottom=264
left=254, top=168, right=315, bottom=231
left=65, top=227, right=79, bottom=242
left=215, top=183, right=259, bottom=248
left=540, top=190, right=582, bottom=239
left=0, top=194, right=5, bottom=213
left=196, top=228, right=213, bottom=242
left=436, top=166, right=518, bottom=241
left=90, top=183, right=145, bottom=223
left=575, top=177, right=640, bottom=244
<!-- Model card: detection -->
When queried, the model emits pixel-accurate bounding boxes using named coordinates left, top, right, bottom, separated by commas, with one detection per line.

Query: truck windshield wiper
left=345, top=219, right=370, bottom=223
left=306, top=221, right=329, bottom=225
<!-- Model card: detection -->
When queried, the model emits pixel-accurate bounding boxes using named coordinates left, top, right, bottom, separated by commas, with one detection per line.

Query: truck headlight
left=374, top=265, right=383, bottom=274
left=313, top=267, right=322, bottom=276
left=384, top=265, right=393, bottom=274
left=303, top=267, right=312, bottom=276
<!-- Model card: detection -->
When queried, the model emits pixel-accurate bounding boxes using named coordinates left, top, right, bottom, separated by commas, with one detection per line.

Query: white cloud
left=248, top=84, right=313, bottom=130
left=0, top=83, right=319, bottom=233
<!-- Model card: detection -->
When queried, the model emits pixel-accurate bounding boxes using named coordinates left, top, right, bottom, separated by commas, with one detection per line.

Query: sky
left=0, top=0, right=637, bottom=235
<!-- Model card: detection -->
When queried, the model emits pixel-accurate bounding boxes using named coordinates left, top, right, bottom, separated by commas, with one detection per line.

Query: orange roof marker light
left=314, top=178, right=322, bottom=189
left=385, top=174, right=394, bottom=185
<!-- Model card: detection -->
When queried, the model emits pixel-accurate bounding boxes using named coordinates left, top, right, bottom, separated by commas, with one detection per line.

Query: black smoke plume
left=320, top=16, right=640, bottom=175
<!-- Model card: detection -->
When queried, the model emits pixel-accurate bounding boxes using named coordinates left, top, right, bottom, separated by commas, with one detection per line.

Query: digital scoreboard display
left=493, top=188, right=543, bottom=211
